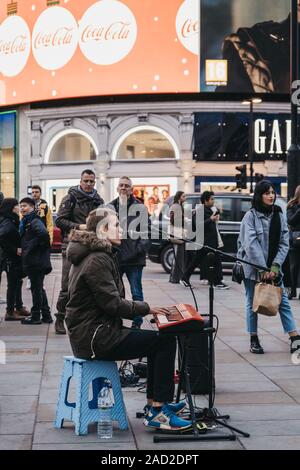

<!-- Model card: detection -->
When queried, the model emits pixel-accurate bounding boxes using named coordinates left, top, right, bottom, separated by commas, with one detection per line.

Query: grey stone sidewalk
left=1, top=256, right=300, bottom=450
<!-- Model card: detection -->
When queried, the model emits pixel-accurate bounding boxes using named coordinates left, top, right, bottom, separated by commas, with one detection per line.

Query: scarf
left=19, top=211, right=36, bottom=237
left=267, top=205, right=282, bottom=268
left=77, top=185, right=97, bottom=199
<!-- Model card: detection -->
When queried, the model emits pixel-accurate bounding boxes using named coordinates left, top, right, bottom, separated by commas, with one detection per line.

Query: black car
left=148, top=192, right=287, bottom=273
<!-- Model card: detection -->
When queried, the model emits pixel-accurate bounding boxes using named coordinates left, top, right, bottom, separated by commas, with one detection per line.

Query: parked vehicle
left=51, top=213, right=62, bottom=253
left=148, top=192, right=287, bottom=273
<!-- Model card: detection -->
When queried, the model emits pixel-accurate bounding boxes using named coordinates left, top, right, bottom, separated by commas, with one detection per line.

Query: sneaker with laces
left=144, top=404, right=192, bottom=430
left=144, top=401, right=187, bottom=417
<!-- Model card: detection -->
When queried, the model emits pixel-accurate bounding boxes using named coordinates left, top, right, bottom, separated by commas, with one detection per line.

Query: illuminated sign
left=205, top=60, right=228, bottom=86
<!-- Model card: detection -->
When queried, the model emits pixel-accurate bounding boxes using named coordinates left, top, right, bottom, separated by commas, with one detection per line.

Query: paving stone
left=33, top=422, right=135, bottom=445
left=0, top=395, right=37, bottom=414
left=32, top=442, right=137, bottom=450
left=0, top=434, right=32, bottom=450
left=240, top=436, right=300, bottom=450
left=215, top=391, right=295, bottom=405
left=0, top=372, right=41, bottom=395
left=0, top=413, right=35, bottom=434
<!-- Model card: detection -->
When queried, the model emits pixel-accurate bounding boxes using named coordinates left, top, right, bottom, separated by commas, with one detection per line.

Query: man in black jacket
left=181, top=191, right=229, bottom=289
left=109, top=176, right=151, bottom=329
left=54, top=170, right=104, bottom=334
left=19, top=197, right=52, bottom=325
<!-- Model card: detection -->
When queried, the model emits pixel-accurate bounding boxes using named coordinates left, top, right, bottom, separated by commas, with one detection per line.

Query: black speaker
left=181, top=329, right=212, bottom=395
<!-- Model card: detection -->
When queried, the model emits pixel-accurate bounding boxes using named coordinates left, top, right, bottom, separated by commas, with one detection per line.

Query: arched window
left=47, top=130, right=97, bottom=163
left=114, top=127, right=177, bottom=160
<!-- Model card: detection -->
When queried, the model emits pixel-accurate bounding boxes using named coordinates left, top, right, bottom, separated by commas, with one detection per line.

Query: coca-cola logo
left=79, top=0, right=137, bottom=65
left=176, top=0, right=200, bottom=55
left=181, top=18, right=199, bottom=39
left=81, top=21, right=132, bottom=43
left=0, top=16, right=30, bottom=77
left=32, top=6, right=78, bottom=71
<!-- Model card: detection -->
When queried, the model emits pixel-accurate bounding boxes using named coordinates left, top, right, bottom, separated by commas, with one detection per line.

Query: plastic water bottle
left=97, top=386, right=113, bottom=439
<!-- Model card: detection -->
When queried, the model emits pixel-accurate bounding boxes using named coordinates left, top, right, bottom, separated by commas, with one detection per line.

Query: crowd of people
left=1, top=173, right=300, bottom=430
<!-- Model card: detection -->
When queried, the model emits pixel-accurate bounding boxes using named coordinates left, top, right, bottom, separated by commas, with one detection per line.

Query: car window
left=239, top=199, right=252, bottom=221
left=214, top=197, right=233, bottom=221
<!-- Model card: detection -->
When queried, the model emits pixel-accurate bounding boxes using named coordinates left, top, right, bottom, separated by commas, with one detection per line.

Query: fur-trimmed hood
left=67, top=230, right=112, bottom=266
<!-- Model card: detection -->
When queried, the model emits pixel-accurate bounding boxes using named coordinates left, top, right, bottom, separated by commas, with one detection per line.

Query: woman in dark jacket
left=19, top=197, right=52, bottom=325
left=65, top=207, right=192, bottom=432
left=287, top=185, right=300, bottom=299
left=0, top=198, right=29, bottom=321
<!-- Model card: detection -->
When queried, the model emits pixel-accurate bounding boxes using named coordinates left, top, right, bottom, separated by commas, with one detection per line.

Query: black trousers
left=6, top=266, right=23, bottom=312
left=29, top=272, right=50, bottom=317
left=183, top=248, right=223, bottom=285
left=102, top=328, right=176, bottom=403
left=289, top=249, right=300, bottom=296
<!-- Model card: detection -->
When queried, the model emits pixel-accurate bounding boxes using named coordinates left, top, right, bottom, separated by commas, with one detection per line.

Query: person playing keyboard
left=65, top=207, right=191, bottom=431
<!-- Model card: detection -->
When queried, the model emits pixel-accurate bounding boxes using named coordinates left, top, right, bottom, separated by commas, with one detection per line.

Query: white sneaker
left=214, top=283, right=230, bottom=290
left=26, top=279, right=31, bottom=289
left=200, top=280, right=209, bottom=286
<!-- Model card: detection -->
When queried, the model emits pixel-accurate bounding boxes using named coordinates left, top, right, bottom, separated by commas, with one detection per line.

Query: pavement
left=1, top=256, right=300, bottom=450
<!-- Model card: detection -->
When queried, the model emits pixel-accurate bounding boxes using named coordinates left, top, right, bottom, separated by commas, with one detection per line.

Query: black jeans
left=289, top=249, right=300, bottom=296
left=6, top=265, right=23, bottom=312
left=29, top=272, right=50, bottom=317
left=102, top=328, right=176, bottom=403
left=183, top=248, right=223, bottom=285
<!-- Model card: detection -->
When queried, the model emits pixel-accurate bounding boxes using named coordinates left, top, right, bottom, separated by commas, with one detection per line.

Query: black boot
left=54, top=314, right=66, bottom=335
left=21, top=313, right=42, bottom=325
left=250, top=335, right=264, bottom=354
left=290, top=335, right=300, bottom=354
left=42, top=312, right=53, bottom=324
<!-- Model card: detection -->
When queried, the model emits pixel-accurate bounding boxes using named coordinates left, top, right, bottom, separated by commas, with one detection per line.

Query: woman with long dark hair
left=287, top=185, right=300, bottom=299
left=0, top=198, right=29, bottom=321
left=169, top=191, right=187, bottom=284
left=238, top=181, right=300, bottom=354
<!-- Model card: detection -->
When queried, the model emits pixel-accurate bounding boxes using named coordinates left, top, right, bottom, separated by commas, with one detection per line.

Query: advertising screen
left=0, top=0, right=200, bottom=106
left=0, top=0, right=292, bottom=106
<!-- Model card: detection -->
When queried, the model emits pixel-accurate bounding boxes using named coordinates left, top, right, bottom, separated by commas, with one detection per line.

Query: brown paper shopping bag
left=253, top=282, right=282, bottom=317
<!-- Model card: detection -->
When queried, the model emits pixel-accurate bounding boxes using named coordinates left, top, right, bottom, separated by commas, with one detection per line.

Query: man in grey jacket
left=54, top=170, right=104, bottom=334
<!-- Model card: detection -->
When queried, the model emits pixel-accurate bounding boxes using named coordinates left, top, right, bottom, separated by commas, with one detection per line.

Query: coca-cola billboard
left=32, top=6, right=78, bottom=71
left=176, top=0, right=199, bottom=56
left=0, top=15, right=30, bottom=77
left=79, top=0, right=137, bottom=65
left=0, top=0, right=199, bottom=106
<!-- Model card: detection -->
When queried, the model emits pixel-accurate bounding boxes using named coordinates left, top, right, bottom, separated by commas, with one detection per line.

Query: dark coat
left=0, top=214, right=22, bottom=272
left=20, top=213, right=52, bottom=276
left=65, top=230, right=150, bottom=359
left=192, top=206, right=218, bottom=248
left=287, top=204, right=300, bottom=232
left=217, top=18, right=289, bottom=94
left=109, top=196, right=151, bottom=267
left=56, top=186, right=104, bottom=248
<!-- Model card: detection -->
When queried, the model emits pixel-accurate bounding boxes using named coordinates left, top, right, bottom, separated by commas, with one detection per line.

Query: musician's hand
left=150, top=307, right=170, bottom=317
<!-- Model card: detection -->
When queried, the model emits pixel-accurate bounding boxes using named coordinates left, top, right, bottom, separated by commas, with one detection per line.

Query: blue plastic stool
left=54, top=356, right=128, bottom=435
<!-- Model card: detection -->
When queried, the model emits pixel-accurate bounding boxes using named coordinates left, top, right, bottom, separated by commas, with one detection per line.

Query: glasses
left=82, top=179, right=95, bottom=184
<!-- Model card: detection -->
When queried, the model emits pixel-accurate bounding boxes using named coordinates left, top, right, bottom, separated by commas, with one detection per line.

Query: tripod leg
left=176, top=338, right=184, bottom=403
left=214, top=418, right=250, bottom=438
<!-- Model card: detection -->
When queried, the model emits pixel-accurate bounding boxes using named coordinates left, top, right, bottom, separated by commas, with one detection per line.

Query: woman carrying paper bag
left=237, top=180, right=300, bottom=355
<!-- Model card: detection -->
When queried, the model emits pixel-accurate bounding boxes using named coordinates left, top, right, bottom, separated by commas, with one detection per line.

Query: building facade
left=16, top=100, right=290, bottom=209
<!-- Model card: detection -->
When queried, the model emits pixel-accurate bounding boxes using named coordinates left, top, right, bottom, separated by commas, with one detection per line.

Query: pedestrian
left=31, top=185, right=54, bottom=244
left=0, top=190, right=6, bottom=305
left=169, top=191, right=187, bottom=284
left=109, top=176, right=151, bottom=329
left=0, top=198, right=29, bottom=321
left=19, top=197, right=52, bottom=325
left=65, top=207, right=191, bottom=431
left=180, top=191, right=229, bottom=290
left=238, top=180, right=300, bottom=354
left=54, top=170, right=104, bottom=334
left=287, top=185, right=300, bottom=300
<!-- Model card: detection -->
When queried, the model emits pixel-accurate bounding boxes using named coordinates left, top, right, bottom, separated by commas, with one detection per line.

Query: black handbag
left=232, top=262, right=245, bottom=284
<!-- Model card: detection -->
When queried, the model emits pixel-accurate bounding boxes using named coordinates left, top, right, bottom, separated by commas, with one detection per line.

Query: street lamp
left=242, top=97, right=262, bottom=194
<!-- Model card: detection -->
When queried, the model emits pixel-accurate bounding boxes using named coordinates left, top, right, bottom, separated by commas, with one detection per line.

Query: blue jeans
left=121, top=266, right=144, bottom=327
left=244, top=279, right=297, bottom=335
